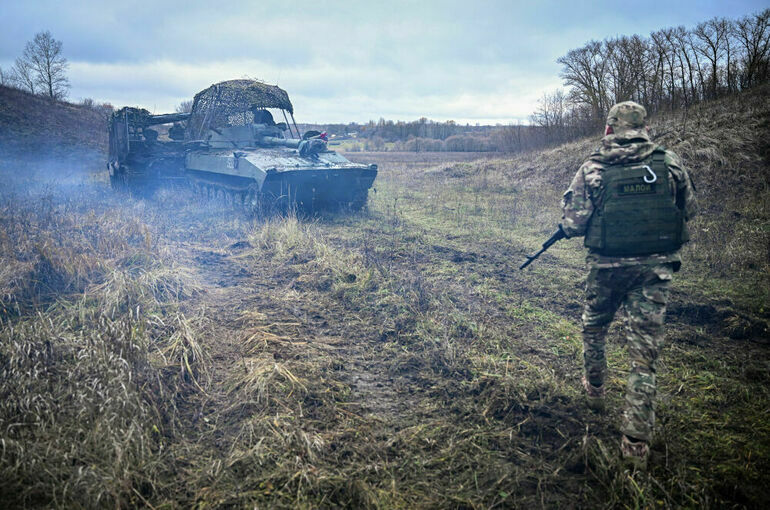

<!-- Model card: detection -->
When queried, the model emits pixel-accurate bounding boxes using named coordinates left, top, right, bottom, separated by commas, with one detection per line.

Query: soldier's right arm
left=561, top=160, right=603, bottom=238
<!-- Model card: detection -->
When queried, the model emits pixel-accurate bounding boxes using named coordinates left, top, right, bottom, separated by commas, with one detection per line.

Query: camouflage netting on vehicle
left=186, top=79, right=294, bottom=141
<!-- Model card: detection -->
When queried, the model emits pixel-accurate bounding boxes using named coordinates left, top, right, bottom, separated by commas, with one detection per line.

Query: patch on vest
left=618, top=182, right=656, bottom=195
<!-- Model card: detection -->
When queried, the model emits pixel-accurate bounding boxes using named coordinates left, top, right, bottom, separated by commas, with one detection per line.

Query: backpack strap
left=651, top=146, right=666, bottom=168
left=650, top=147, right=669, bottom=186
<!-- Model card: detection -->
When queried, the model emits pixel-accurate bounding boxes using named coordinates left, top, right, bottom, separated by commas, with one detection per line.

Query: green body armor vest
left=584, top=147, right=689, bottom=256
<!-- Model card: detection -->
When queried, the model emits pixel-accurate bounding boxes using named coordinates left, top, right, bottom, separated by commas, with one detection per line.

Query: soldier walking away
left=560, top=101, right=697, bottom=470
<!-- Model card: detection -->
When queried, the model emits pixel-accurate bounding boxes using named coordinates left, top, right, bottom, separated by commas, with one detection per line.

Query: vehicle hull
left=183, top=147, right=377, bottom=210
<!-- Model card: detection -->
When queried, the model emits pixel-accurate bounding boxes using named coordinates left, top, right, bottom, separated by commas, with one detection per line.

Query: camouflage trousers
left=582, top=263, right=673, bottom=442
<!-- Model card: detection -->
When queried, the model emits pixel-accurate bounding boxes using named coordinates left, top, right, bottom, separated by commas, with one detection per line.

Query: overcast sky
left=1, top=0, right=766, bottom=124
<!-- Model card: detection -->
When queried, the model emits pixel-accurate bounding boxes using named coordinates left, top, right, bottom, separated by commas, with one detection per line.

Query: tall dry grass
left=0, top=185, right=205, bottom=508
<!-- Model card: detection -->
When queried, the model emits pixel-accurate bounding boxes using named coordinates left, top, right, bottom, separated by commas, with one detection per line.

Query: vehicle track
left=174, top=239, right=416, bottom=456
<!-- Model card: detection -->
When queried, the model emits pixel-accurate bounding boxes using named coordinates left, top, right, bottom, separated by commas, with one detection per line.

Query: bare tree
left=0, top=66, right=7, bottom=86
left=11, top=56, right=37, bottom=93
left=693, top=19, right=729, bottom=99
left=684, top=31, right=708, bottom=100
left=673, top=26, right=698, bottom=104
left=558, top=40, right=610, bottom=126
left=664, top=27, right=688, bottom=106
left=22, top=30, right=70, bottom=100
left=651, top=29, right=679, bottom=110
left=531, top=89, right=568, bottom=144
left=734, top=8, right=770, bottom=88
left=718, top=18, right=737, bottom=93
left=605, top=36, right=648, bottom=105
left=176, top=100, right=193, bottom=113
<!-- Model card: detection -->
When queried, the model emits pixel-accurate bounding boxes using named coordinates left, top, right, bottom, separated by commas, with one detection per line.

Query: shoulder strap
left=652, top=147, right=666, bottom=166
left=651, top=147, right=666, bottom=170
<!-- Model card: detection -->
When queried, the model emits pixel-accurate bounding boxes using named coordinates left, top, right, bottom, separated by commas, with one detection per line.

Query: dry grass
left=0, top=181, right=207, bottom=508
left=0, top=83, right=768, bottom=508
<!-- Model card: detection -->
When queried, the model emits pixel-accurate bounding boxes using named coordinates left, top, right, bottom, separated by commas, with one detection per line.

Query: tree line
left=303, top=118, right=518, bottom=153
left=346, top=132, right=508, bottom=153
left=346, top=124, right=553, bottom=154
left=531, top=8, right=770, bottom=145
left=303, top=117, right=495, bottom=142
left=333, top=8, right=770, bottom=153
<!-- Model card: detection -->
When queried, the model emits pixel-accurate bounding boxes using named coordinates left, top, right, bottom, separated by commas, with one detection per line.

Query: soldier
left=560, top=101, right=697, bottom=469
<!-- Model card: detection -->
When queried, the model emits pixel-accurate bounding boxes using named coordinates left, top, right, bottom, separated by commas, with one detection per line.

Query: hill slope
left=407, top=83, right=770, bottom=279
left=435, top=83, right=770, bottom=193
left=0, top=85, right=108, bottom=159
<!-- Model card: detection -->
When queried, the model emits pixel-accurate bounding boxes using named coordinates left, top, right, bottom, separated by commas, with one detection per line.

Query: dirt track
left=183, top=238, right=413, bottom=426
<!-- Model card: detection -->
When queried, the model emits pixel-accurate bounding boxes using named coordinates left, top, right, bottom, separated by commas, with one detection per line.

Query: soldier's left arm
left=665, top=150, right=698, bottom=220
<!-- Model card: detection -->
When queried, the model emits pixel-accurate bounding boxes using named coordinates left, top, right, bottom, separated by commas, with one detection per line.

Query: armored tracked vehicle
left=108, top=79, right=377, bottom=210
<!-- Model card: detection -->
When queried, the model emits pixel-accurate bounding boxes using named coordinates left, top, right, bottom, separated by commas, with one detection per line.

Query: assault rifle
left=519, top=225, right=567, bottom=270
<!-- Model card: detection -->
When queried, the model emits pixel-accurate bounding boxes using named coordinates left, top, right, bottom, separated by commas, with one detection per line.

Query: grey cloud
left=4, top=0, right=769, bottom=123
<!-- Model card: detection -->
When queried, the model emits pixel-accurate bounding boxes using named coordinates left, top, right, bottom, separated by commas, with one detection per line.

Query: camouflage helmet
left=606, top=101, right=647, bottom=133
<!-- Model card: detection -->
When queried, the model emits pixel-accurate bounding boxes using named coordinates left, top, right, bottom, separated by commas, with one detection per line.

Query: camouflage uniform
left=561, top=102, right=697, bottom=443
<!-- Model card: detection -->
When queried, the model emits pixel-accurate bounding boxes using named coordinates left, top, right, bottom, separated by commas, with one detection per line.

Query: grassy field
left=1, top=88, right=769, bottom=508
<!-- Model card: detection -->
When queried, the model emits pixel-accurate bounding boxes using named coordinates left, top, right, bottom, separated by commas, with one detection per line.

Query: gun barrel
left=518, top=226, right=567, bottom=270
left=260, top=136, right=301, bottom=148
left=147, top=112, right=191, bottom=125
left=519, top=256, right=536, bottom=270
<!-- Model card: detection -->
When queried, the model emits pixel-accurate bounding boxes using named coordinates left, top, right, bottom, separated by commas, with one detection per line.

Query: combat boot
left=582, top=375, right=606, bottom=412
left=621, top=434, right=649, bottom=471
